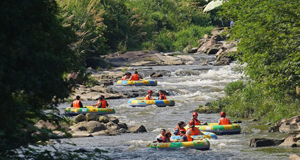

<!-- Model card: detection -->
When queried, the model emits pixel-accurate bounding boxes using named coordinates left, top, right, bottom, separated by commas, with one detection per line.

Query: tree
left=221, top=0, right=300, bottom=96
left=0, top=0, right=79, bottom=156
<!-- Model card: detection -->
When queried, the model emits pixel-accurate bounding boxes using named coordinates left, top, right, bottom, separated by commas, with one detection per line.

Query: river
left=54, top=59, right=298, bottom=160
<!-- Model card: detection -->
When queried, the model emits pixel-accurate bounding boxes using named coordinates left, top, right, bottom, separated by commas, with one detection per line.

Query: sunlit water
left=53, top=61, right=299, bottom=160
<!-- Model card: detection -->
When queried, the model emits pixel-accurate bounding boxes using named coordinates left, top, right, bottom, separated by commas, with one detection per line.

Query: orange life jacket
left=121, top=75, right=130, bottom=80
left=191, top=118, right=201, bottom=125
left=161, top=136, right=170, bottom=143
left=219, top=117, right=231, bottom=125
left=72, top=100, right=81, bottom=108
left=186, top=134, right=193, bottom=141
left=131, top=74, right=139, bottom=80
left=159, top=94, right=166, bottom=100
left=188, top=128, right=200, bottom=136
left=174, top=126, right=186, bottom=135
left=145, top=94, right=152, bottom=100
left=96, top=100, right=107, bottom=108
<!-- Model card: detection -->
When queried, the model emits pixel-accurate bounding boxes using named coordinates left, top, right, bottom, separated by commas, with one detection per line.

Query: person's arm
left=229, top=119, right=232, bottom=124
left=70, top=103, right=73, bottom=107
left=139, top=74, right=143, bottom=79
left=173, top=128, right=179, bottom=135
left=106, top=101, right=109, bottom=107
left=79, top=101, right=83, bottom=108
left=157, top=137, right=163, bottom=142
left=218, top=119, right=221, bottom=125
left=97, top=102, right=102, bottom=108
left=129, top=76, right=133, bottom=81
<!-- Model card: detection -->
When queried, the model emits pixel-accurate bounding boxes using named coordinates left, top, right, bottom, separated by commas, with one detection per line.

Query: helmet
left=192, top=112, right=198, bottom=117
left=180, top=129, right=186, bottom=133
left=220, top=111, right=226, bottom=117
left=148, top=90, right=153, bottom=93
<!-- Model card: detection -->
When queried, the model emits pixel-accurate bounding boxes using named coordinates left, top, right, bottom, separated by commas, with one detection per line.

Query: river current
left=54, top=60, right=299, bottom=160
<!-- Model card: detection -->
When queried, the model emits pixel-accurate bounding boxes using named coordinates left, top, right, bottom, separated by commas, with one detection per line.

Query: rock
left=91, top=130, right=108, bottom=136
left=99, top=115, right=110, bottom=123
left=151, top=73, right=163, bottom=78
left=118, top=128, right=127, bottom=133
left=176, top=55, right=195, bottom=61
left=249, top=138, right=284, bottom=147
left=290, top=154, right=300, bottom=160
left=213, top=57, right=231, bottom=66
left=279, top=134, right=300, bottom=147
left=109, top=117, right=119, bottom=124
left=129, top=125, right=147, bottom=133
left=71, top=125, right=87, bottom=132
left=84, top=121, right=106, bottom=133
left=74, top=114, right=86, bottom=124
left=72, top=131, right=93, bottom=138
left=154, top=53, right=183, bottom=65
left=49, top=131, right=67, bottom=139
left=203, top=34, right=210, bottom=39
left=268, top=125, right=280, bottom=132
left=118, top=122, right=128, bottom=130
left=232, top=120, right=242, bottom=123
left=279, top=122, right=300, bottom=134
left=164, top=53, right=174, bottom=56
left=106, top=121, right=120, bottom=131
left=86, top=113, right=99, bottom=121
left=34, top=120, right=58, bottom=130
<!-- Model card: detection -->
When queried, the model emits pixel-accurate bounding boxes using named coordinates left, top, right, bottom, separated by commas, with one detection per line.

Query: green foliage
left=219, top=81, right=300, bottom=123
left=0, top=0, right=79, bottom=157
left=224, top=80, right=245, bottom=96
left=220, top=0, right=300, bottom=97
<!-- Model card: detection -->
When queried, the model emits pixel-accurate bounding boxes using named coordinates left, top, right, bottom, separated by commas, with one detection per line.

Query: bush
left=224, top=80, right=245, bottom=96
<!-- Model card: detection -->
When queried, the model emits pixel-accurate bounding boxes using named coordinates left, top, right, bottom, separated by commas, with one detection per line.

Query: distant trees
left=221, top=0, right=300, bottom=96
left=0, top=0, right=79, bottom=156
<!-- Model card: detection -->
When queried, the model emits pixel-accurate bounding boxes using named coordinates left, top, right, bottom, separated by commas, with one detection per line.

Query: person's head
left=98, top=97, right=103, bottom=100
left=148, top=90, right=153, bottom=95
left=192, top=112, right=198, bottom=119
left=178, top=121, right=186, bottom=128
left=76, top=96, right=80, bottom=100
left=101, top=95, right=105, bottom=98
left=189, top=121, right=195, bottom=128
left=180, top=129, right=186, bottom=136
left=165, top=132, right=171, bottom=138
left=159, top=90, right=163, bottom=95
left=128, top=72, right=132, bottom=76
left=160, top=129, right=166, bottom=136
left=220, top=111, right=226, bottom=117
left=134, top=71, right=138, bottom=74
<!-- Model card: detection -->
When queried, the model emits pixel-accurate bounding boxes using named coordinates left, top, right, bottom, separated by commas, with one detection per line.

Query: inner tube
left=148, top=139, right=210, bottom=150
left=185, top=123, right=241, bottom=135
left=128, top=98, right=175, bottom=107
left=64, top=106, right=115, bottom=116
left=170, top=132, right=217, bottom=141
left=117, top=80, right=157, bottom=86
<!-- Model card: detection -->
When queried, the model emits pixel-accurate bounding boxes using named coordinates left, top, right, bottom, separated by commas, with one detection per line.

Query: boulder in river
left=106, top=121, right=120, bottom=131
left=118, top=122, right=128, bottom=130
left=34, top=120, right=58, bottom=130
left=85, top=121, right=106, bottom=133
left=86, top=113, right=99, bottom=121
left=72, top=131, right=93, bottom=138
left=249, top=138, right=284, bottom=147
left=289, top=154, right=300, bottom=160
left=279, top=134, right=300, bottom=147
left=74, top=114, right=86, bottom=124
left=99, top=115, right=110, bottom=123
left=109, top=116, right=119, bottom=124
left=129, top=125, right=147, bottom=133
left=269, top=116, right=300, bottom=133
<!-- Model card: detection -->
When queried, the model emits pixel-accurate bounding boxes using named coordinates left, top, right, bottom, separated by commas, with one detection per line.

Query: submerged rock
left=129, top=125, right=147, bottom=133
left=86, top=113, right=99, bottom=121
left=249, top=138, right=284, bottom=147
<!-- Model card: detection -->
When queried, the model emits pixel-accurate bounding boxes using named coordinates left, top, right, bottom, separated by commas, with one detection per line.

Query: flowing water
left=54, top=59, right=299, bottom=160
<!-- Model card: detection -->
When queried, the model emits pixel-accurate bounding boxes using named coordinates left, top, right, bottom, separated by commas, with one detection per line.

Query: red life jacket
left=159, top=94, right=166, bottom=100
left=191, top=118, right=201, bottom=125
left=72, top=100, right=81, bottom=108
left=188, top=128, right=200, bottom=136
left=96, top=100, right=107, bottom=108
left=186, top=134, right=193, bottom=141
left=219, top=117, right=231, bottom=125
left=131, top=74, right=139, bottom=80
